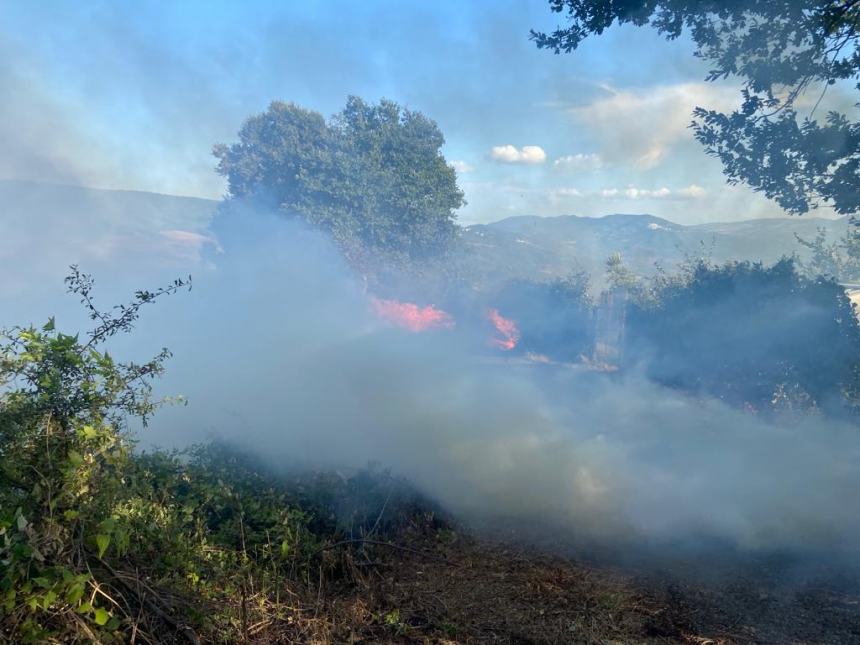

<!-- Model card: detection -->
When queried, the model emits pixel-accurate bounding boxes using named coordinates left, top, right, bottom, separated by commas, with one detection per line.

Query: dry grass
left=210, top=515, right=707, bottom=645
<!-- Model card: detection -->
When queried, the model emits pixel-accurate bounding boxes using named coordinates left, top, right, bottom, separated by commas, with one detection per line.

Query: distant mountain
left=0, top=179, right=218, bottom=297
left=0, top=179, right=216, bottom=232
left=1, top=180, right=847, bottom=297
left=460, top=213, right=849, bottom=289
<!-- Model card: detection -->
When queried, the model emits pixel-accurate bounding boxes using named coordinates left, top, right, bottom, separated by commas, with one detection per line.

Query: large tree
left=532, top=1, right=860, bottom=215
left=213, top=97, right=465, bottom=260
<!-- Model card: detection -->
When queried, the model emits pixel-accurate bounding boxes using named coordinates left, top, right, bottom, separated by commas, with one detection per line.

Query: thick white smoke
left=129, top=210, right=860, bottom=557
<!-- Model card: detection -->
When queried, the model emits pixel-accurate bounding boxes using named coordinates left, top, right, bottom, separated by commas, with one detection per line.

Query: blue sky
left=0, top=0, right=840, bottom=224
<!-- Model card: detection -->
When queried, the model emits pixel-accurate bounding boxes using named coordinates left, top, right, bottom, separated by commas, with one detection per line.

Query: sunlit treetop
left=213, top=96, right=465, bottom=262
left=533, top=0, right=860, bottom=215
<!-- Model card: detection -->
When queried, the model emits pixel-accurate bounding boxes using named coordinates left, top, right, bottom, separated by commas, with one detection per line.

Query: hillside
left=462, top=212, right=849, bottom=289
left=1, top=180, right=848, bottom=296
left=0, top=179, right=216, bottom=247
left=0, top=180, right=218, bottom=299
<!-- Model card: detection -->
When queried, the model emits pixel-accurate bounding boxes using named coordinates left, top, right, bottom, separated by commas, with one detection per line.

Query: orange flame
left=371, top=297, right=455, bottom=332
left=487, top=308, right=519, bottom=351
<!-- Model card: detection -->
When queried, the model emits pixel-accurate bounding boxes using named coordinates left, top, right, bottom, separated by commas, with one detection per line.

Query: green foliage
left=605, top=252, right=640, bottom=292
left=795, top=217, right=860, bottom=281
left=0, top=268, right=189, bottom=641
left=0, top=270, right=327, bottom=640
left=213, top=96, right=465, bottom=261
left=0, top=271, right=443, bottom=640
left=533, top=1, right=860, bottom=215
left=623, top=257, right=860, bottom=412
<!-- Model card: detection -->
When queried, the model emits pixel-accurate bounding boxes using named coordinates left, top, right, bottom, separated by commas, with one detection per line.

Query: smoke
left=126, top=209, right=860, bottom=560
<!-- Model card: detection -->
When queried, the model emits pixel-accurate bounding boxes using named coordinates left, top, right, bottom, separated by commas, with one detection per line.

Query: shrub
left=492, top=272, right=593, bottom=361
left=0, top=268, right=189, bottom=641
left=0, top=269, right=440, bottom=641
left=623, top=258, right=860, bottom=413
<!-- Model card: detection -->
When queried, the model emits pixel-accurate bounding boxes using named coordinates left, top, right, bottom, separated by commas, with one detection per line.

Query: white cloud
left=553, top=153, right=603, bottom=171
left=677, top=184, right=707, bottom=198
left=600, top=184, right=707, bottom=200
left=553, top=187, right=583, bottom=197
left=623, top=186, right=671, bottom=199
left=544, top=187, right=584, bottom=203
left=567, top=82, right=739, bottom=169
left=450, top=160, right=475, bottom=174
left=490, top=144, right=547, bottom=164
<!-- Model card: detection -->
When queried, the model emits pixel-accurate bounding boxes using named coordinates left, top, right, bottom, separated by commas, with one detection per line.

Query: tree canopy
left=213, top=97, right=465, bottom=260
left=533, top=1, right=860, bottom=215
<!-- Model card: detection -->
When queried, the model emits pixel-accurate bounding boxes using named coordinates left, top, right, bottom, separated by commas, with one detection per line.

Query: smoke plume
left=127, top=210, right=860, bottom=560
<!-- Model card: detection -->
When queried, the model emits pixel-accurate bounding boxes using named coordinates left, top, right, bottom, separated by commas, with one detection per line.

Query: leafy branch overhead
left=533, top=0, right=860, bottom=215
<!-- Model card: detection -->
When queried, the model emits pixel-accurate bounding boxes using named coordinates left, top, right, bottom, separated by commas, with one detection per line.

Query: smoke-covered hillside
left=463, top=213, right=849, bottom=289
left=2, top=179, right=847, bottom=297
left=0, top=180, right=215, bottom=300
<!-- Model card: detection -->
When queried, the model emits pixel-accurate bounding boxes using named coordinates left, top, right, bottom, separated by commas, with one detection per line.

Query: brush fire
left=370, top=296, right=455, bottom=332
left=370, top=296, right=521, bottom=352
left=487, top=308, right=519, bottom=351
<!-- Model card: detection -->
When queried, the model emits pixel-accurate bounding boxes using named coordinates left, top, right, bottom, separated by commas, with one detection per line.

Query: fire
left=487, top=308, right=519, bottom=351
left=370, top=297, right=518, bottom=350
left=371, top=296, right=455, bottom=332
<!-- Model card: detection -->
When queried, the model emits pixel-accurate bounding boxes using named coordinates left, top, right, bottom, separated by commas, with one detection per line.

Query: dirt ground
left=639, top=553, right=860, bottom=645
left=232, top=512, right=859, bottom=645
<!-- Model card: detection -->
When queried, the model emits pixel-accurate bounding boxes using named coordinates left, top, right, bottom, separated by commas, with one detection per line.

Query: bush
left=492, top=273, right=593, bottom=361
left=0, top=269, right=442, bottom=641
left=623, top=258, right=860, bottom=413
left=0, top=269, right=191, bottom=641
